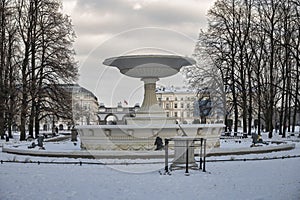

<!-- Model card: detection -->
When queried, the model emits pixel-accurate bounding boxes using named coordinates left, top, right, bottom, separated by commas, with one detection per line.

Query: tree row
left=186, top=0, right=300, bottom=138
left=0, top=0, right=78, bottom=140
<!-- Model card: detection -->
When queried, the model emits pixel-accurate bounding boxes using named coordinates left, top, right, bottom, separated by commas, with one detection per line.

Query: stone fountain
left=76, top=55, right=224, bottom=151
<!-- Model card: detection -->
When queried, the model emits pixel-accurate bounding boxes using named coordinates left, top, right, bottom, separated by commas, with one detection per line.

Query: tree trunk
left=247, top=63, right=252, bottom=135
left=292, top=58, right=299, bottom=133
left=0, top=0, right=6, bottom=139
left=20, top=102, right=27, bottom=141
left=34, top=100, right=40, bottom=138
left=287, top=84, right=292, bottom=133
left=28, top=103, right=35, bottom=137
left=257, top=79, right=262, bottom=136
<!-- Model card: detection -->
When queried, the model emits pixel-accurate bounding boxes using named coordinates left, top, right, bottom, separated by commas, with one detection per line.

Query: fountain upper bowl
left=103, top=54, right=196, bottom=78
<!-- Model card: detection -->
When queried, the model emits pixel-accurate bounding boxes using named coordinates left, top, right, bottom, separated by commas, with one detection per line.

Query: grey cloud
left=63, top=0, right=214, bottom=105
left=72, top=0, right=211, bottom=36
left=77, top=27, right=197, bottom=64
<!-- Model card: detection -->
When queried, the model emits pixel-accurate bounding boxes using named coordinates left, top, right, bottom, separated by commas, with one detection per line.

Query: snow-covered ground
left=0, top=132, right=300, bottom=200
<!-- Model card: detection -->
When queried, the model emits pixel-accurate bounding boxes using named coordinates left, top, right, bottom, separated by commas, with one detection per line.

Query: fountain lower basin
left=76, top=124, right=224, bottom=151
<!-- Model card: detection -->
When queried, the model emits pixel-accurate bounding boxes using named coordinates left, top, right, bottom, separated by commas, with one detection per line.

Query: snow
left=0, top=157, right=299, bottom=200
left=0, top=132, right=300, bottom=200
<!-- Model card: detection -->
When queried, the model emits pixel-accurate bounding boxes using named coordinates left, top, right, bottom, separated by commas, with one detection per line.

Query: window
left=74, top=103, right=80, bottom=109
left=174, top=112, right=178, bottom=117
left=181, top=103, right=184, bottom=108
left=83, top=103, right=90, bottom=110
left=166, top=97, right=169, bottom=101
left=166, top=103, right=170, bottom=109
left=174, top=103, right=178, bottom=108
left=175, top=97, right=177, bottom=101
left=187, top=103, right=190, bottom=109
left=166, top=112, right=170, bottom=117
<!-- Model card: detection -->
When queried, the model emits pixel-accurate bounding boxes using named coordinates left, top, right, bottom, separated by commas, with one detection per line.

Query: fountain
left=76, top=55, right=224, bottom=151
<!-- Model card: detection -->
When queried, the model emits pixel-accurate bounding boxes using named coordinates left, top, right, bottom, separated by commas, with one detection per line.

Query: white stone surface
left=76, top=124, right=224, bottom=151
left=170, top=137, right=198, bottom=169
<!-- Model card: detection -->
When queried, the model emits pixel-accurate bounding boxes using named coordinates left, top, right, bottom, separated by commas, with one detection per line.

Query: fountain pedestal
left=139, top=77, right=161, bottom=113
left=125, top=77, right=175, bottom=125
left=103, top=55, right=195, bottom=127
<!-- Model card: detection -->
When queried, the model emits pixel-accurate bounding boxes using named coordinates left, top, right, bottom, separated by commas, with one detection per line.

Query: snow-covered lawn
left=0, top=156, right=299, bottom=200
left=0, top=132, right=300, bottom=200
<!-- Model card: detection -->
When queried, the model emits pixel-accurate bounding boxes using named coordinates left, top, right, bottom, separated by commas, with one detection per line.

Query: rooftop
left=156, top=86, right=196, bottom=94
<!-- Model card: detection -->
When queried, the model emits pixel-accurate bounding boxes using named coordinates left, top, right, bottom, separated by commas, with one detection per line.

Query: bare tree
left=4, top=7, right=19, bottom=139
left=16, top=0, right=34, bottom=140
left=0, top=0, right=7, bottom=139
left=0, top=0, right=78, bottom=140
left=184, top=31, right=227, bottom=125
left=33, top=0, right=77, bottom=137
left=205, top=0, right=241, bottom=134
left=290, top=1, right=300, bottom=133
left=0, top=0, right=20, bottom=139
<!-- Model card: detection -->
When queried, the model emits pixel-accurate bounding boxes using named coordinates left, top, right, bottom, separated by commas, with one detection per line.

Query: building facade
left=67, top=84, right=99, bottom=126
left=39, top=84, right=99, bottom=133
left=156, top=86, right=197, bottom=124
left=98, top=103, right=140, bottom=125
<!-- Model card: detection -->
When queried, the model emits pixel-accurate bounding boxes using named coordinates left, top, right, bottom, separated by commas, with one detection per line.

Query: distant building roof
left=156, top=86, right=196, bottom=94
left=60, top=83, right=98, bottom=101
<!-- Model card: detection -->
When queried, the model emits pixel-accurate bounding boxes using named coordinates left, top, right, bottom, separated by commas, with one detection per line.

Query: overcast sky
left=61, top=0, right=215, bottom=106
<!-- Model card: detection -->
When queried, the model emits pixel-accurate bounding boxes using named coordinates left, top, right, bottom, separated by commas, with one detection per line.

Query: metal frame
left=164, top=137, right=207, bottom=174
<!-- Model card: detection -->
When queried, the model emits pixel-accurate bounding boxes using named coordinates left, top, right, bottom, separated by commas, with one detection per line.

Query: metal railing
left=164, top=137, right=207, bottom=175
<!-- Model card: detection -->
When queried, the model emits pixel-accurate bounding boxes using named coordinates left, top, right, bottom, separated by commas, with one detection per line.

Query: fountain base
left=76, top=124, right=223, bottom=151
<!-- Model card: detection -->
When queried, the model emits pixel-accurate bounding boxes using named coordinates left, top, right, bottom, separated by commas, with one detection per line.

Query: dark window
left=166, top=103, right=169, bottom=109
